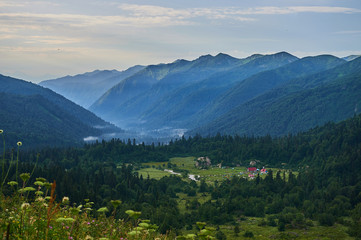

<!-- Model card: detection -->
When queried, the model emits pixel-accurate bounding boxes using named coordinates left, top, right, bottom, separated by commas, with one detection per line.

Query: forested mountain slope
left=0, top=74, right=120, bottom=148
left=89, top=53, right=250, bottom=126
left=139, top=52, right=299, bottom=129
left=191, top=56, right=361, bottom=136
left=90, top=52, right=298, bottom=129
left=190, top=55, right=345, bottom=129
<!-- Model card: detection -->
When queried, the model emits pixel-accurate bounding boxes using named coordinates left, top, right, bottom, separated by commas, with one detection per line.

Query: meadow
left=140, top=157, right=296, bottom=184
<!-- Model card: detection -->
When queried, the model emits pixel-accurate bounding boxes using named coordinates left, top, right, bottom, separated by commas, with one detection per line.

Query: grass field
left=137, top=167, right=172, bottom=180
left=142, top=156, right=297, bottom=184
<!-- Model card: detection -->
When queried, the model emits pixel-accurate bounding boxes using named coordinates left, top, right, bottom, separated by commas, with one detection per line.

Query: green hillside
left=140, top=52, right=299, bottom=129
left=0, top=93, right=100, bottom=148
left=192, top=56, right=361, bottom=136
left=0, top=74, right=120, bottom=148
left=191, top=55, right=345, bottom=129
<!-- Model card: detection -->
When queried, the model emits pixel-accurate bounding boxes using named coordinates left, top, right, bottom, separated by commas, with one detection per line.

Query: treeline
left=1, top=114, right=361, bottom=236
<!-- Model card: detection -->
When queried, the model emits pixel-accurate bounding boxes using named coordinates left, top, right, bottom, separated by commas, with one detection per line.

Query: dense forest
left=1, top=114, right=361, bottom=238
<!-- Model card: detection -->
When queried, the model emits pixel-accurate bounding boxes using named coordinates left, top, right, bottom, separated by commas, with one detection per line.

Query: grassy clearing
left=176, top=192, right=211, bottom=213
left=142, top=157, right=298, bottom=185
left=137, top=167, right=171, bottom=180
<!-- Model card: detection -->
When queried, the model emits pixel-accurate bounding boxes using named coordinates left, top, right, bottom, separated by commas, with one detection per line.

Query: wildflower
left=35, top=190, right=44, bottom=196
left=56, top=217, right=75, bottom=223
left=20, top=173, right=30, bottom=182
left=17, top=141, right=22, bottom=146
left=7, top=181, right=18, bottom=186
left=62, top=196, right=69, bottom=203
left=34, top=181, right=44, bottom=186
left=21, top=203, right=30, bottom=210
left=110, top=200, right=122, bottom=208
left=36, top=177, right=47, bottom=183
left=97, top=207, right=109, bottom=213
left=36, top=197, right=45, bottom=202
left=18, top=187, right=36, bottom=193
left=49, top=226, right=53, bottom=229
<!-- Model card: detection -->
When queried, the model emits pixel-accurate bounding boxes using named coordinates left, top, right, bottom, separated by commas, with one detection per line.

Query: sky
left=1, top=0, right=361, bottom=83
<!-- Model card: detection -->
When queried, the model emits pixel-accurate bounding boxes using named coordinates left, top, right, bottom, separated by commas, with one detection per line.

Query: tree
left=216, top=230, right=227, bottom=240
left=234, top=225, right=240, bottom=236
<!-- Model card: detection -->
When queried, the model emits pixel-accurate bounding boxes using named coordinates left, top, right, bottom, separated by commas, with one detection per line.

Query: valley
left=32, top=52, right=361, bottom=145
left=1, top=0, right=360, bottom=238
left=1, top=52, right=361, bottom=239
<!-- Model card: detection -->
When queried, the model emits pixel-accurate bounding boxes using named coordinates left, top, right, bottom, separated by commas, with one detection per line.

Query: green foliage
left=243, top=230, right=254, bottom=238
left=0, top=179, right=166, bottom=239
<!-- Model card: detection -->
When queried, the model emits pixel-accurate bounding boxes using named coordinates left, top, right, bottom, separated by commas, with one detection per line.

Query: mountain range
left=90, top=52, right=299, bottom=128
left=2, top=51, right=360, bottom=147
left=39, top=65, right=145, bottom=108
left=191, top=55, right=361, bottom=136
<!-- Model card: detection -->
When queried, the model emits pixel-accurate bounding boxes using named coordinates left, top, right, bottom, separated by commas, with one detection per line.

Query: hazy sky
left=1, top=0, right=360, bottom=82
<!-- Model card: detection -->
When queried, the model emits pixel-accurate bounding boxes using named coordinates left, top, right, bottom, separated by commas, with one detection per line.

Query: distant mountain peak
left=343, top=55, right=361, bottom=61
left=215, top=52, right=232, bottom=58
left=197, top=54, right=213, bottom=60
left=273, top=51, right=296, bottom=58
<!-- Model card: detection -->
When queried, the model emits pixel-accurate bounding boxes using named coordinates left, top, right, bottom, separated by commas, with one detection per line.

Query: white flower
left=36, top=197, right=45, bottom=202
left=21, top=203, right=30, bottom=209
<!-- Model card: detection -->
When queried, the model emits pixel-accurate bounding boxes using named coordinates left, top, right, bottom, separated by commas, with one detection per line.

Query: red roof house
left=247, top=167, right=257, bottom=172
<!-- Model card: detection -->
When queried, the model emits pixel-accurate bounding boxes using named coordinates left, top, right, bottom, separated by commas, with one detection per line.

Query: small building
left=195, top=157, right=212, bottom=169
left=247, top=167, right=257, bottom=172
left=249, top=160, right=257, bottom=166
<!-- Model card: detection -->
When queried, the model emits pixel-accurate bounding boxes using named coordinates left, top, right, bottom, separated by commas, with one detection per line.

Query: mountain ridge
left=40, top=65, right=145, bottom=108
left=189, top=56, right=361, bottom=136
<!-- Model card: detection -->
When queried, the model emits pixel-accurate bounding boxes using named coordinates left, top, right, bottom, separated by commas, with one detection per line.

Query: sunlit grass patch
left=137, top=168, right=171, bottom=180
left=169, top=156, right=196, bottom=169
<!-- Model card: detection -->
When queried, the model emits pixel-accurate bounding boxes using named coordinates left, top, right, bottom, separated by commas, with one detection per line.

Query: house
left=247, top=167, right=257, bottom=172
left=249, top=160, right=257, bottom=166
left=195, top=157, right=212, bottom=169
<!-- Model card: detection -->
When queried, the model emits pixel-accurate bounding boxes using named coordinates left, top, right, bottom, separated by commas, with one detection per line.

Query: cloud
left=118, top=4, right=256, bottom=22
left=117, top=4, right=361, bottom=22
left=0, top=12, right=193, bottom=29
left=230, top=6, right=361, bottom=15
left=334, top=30, right=361, bottom=34
left=1, top=5, right=358, bottom=34
left=0, top=1, right=59, bottom=8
